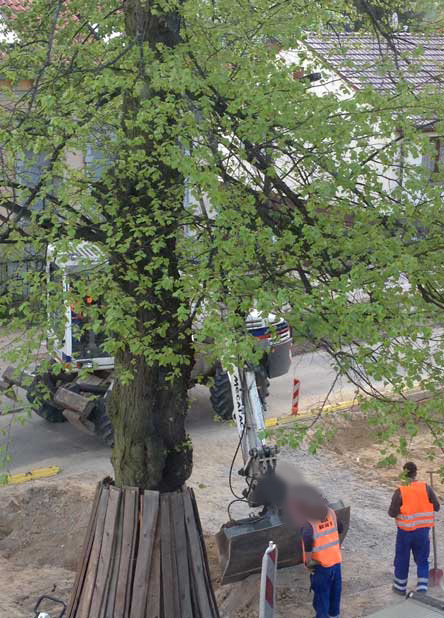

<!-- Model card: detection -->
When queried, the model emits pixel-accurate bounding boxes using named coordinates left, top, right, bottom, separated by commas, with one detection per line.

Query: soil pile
left=0, top=481, right=93, bottom=617
left=0, top=481, right=95, bottom=570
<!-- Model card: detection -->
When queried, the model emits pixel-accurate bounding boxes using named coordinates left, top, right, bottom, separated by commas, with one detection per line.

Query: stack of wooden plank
left=0, top=366, right=110, bottom=434
left=67, top=479, right=220, bottom=618
left=53, top=375, right=109, bottom=434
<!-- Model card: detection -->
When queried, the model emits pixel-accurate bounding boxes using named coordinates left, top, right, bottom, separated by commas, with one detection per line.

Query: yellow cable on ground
left=3, top=466, right=61, bottom=486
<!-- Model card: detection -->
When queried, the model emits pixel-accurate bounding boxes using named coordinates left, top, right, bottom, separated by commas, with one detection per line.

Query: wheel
left=89, top=398, right=114, bottom=447
left=26, top=372, right=67, bottom=423
left=210, top=366, right=234, bottom=420
left=209, top=365, right=270, bottom=421
left=255, top=365, right=270, bottom=404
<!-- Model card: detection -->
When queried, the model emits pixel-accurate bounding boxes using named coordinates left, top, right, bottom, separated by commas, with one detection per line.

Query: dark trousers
left=393, top=527, right=430, bottom=592
left=311, top=563, right=342, bottom=618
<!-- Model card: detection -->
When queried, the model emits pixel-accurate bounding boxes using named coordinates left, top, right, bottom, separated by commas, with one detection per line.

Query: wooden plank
left=66, top=482, right=103, bottom=618
left=123, top=490, right=139, bottom=618
left=188, top=549, right=202, bottom=618
left=74, top=374, right=105, bottom=388
left=75, top=374, right=109, bottom=395
left=145, top=522, right=161, bottom=618
left=3, top=366, right=33, bottom=388
left=114, top=487, right=138, bottom=618
left=54, top=387, right=96, bottom=417
left=78, top=384, right=109, bottom=395
left=171, top=493, right=193, bottom=618
left=0, top=379, right=17, bottom=400
left=183, top=490, right=214, bottom=618
left=88, top=485, right=121, bottom=618
left=75, top=486, right=110, bottom=618
left=62, top=409, right=95, bottom=434
left=130, top=490, right=159, bottom=618
left=190, top=489, right=220, bottom=618
left=169, top=494, right=181, bottom=616
left=102, top=486, right=124, bottom=618
left=160, top=494, right=181, bottom=618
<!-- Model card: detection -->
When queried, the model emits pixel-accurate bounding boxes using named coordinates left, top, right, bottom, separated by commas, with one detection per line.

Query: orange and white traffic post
left=291, top=379, right=300, bottom=415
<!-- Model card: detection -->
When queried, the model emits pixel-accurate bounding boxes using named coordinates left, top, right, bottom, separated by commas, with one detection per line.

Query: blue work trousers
left=393, top=527, right=430, bottom=593
left=310, top=563, right=342, bottom=618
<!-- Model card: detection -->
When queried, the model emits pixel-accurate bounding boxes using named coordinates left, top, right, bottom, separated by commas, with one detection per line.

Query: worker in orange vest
left=301, top=501, right=343, bottom=618
left=389, top=462, right=440, bottom=595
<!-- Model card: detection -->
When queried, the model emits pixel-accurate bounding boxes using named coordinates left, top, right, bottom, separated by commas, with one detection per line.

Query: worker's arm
left=427, top=484, right=441, bottom=512
left=301, top=523, right=314, bottom=565
left=388, top=488, right=402, bottom=518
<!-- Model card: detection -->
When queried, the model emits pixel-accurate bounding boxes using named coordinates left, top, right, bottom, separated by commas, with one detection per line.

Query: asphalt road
left=0, top=349, right=358, bottom=478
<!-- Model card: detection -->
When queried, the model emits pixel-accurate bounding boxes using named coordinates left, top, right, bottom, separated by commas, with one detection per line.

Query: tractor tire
left=89, top=398, right=114, bottom=447
left=210, top=367, right=234, bottom=420
left=26, top=372, right=67, bottom=423
left=255, top=366, right=270, bottom=404
left=209, top=365, right=270, bottom=421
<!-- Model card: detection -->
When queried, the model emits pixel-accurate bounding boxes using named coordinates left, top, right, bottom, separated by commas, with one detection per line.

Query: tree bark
left=108, top=347, right=193, bottom=492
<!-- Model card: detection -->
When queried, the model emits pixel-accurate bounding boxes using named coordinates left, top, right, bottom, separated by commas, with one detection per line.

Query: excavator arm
left=215, top=364, right=351, bottom=584
left=228, top=366, right=278, bottom=492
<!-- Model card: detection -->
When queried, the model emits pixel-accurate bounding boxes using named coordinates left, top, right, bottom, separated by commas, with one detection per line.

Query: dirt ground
left=322, top=411, right=444, bottom=497
left=1, top=415, right=444, bottom=618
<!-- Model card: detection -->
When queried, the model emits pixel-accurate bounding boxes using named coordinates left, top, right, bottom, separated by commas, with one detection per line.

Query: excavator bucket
left=215, top=501, right=350, bottom=585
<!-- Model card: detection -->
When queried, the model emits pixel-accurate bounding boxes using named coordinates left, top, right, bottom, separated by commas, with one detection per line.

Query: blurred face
left=284, top=483, right=329, bottom=525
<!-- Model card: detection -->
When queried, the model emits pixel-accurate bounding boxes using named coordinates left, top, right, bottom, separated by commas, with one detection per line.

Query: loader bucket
left=215, top=502, right=350, bottom=584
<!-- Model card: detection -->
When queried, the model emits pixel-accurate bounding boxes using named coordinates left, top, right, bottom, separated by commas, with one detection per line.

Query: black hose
left=227, top=368, right=256, bottom=502
left=228, top=419, right=246, bottom=500
left=227, top=498, right=250, bottom=521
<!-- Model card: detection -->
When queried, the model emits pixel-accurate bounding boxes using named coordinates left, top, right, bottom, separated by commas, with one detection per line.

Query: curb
left=3, top=465, right=61, bottom=486
left=265, top=398, right=359, bottom=428
left=265, top=385, right=428, bottom=429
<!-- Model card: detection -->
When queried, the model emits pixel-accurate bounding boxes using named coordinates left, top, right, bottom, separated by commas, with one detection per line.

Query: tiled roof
left=305, top=34, right=444, bottom=93
left=0, top=0, right=29, bottom=11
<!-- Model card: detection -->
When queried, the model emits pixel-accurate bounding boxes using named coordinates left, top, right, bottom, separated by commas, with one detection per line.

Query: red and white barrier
left=291, top=378, right=300, bottom=415
left=259, top=541, right=278, bottom=618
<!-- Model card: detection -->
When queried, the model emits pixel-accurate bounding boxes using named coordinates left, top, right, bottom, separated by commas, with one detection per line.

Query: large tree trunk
left=108, top=348, right=193, bottom=492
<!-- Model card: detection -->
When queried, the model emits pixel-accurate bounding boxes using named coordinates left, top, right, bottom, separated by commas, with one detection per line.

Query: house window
left=85, top=129, right=115, bottom=181
left=85, top=143, right=108, bottom=181
left=422, top=137, right=444, bottom=179
left=16, top=150, right=49, bottom=211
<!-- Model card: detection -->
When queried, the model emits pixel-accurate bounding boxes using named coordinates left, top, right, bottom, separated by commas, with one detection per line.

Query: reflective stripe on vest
left=309, top=508, right=342, bottom=568
left=396, top=482, right=434, bottom=531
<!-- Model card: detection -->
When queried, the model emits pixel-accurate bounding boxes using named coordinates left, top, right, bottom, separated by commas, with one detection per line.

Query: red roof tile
left=0, top=0, right=30, bottom=11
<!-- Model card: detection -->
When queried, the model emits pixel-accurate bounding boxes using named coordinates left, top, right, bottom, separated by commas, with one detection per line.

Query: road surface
left=0, top=349, right=358, bottom=479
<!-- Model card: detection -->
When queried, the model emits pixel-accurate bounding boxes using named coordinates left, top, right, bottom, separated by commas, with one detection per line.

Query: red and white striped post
left=259, top=541, right=278, bottom=618
left=291, top=378, right=300, bottom=415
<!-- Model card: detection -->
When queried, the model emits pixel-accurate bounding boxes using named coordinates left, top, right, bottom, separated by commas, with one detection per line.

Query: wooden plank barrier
left=67, top=479, right=220, bottom=618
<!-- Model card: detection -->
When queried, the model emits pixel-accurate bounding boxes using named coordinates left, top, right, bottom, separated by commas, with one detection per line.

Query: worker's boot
left=392, top=585, right=407, bottom=596
left=416, top=577, right=428, bottom=594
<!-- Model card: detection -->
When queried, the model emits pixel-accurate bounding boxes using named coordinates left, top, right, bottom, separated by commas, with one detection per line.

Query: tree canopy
left=0, top=0, right=443, bottom=483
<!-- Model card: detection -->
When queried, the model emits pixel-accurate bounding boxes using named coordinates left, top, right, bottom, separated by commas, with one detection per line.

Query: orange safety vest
left=305, top=508, right=342, bottom=568
left=396, top=481, right=434, bottom=531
